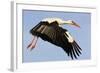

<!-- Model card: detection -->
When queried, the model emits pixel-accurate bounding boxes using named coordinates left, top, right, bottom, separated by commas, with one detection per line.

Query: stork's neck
left=60, top=20, right=72, bottom=24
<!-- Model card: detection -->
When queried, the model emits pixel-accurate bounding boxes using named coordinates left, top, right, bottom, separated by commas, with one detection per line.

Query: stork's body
left=27, top=18, right=82, bottom=59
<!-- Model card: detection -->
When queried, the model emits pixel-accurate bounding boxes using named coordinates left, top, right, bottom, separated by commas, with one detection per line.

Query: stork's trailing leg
left=27, top=36, right=38, bottom=50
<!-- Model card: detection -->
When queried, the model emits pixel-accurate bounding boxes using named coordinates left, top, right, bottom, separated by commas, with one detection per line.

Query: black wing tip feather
left=67, top=41, right=82, bottom=60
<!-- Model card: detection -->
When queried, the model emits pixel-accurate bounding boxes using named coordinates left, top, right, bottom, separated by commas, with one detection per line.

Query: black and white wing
left=62, top=32, right=82, bottom=59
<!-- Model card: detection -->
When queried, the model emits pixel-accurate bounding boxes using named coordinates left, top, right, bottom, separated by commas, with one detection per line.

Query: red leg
left=30, top=36, right=38, bottom=50
left=27, top=36, right=39, bottom=50
left=27, top=36, right=35, bottom=48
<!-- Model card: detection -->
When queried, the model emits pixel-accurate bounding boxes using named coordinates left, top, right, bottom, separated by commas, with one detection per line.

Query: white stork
left=27, top=18, right=82, bottom=59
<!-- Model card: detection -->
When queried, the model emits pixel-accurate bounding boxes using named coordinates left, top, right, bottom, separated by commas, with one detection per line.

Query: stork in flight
left=27, top=18, right=82, bottom=59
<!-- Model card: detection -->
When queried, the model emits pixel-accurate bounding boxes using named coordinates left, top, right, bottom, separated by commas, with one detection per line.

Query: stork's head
left=61, top=20, right=80, bottom=28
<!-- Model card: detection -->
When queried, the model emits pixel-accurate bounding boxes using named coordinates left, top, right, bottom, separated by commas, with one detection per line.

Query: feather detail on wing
left=62, top=32, right=82, bottom=59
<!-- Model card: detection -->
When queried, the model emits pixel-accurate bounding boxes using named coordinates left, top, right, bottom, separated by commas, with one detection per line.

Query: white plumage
left=65, top=32, right=74, bottom=43
left=42, top=18, right=63, bottom=24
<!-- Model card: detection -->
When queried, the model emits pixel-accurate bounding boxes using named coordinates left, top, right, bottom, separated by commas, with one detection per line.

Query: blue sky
left=22, top=10, right=91, bottom=62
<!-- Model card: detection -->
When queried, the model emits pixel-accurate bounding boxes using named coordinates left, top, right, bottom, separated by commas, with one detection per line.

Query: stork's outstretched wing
left=46, top=27, right=82, bottom=59
left=40, top=25, right=82, bottom=59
